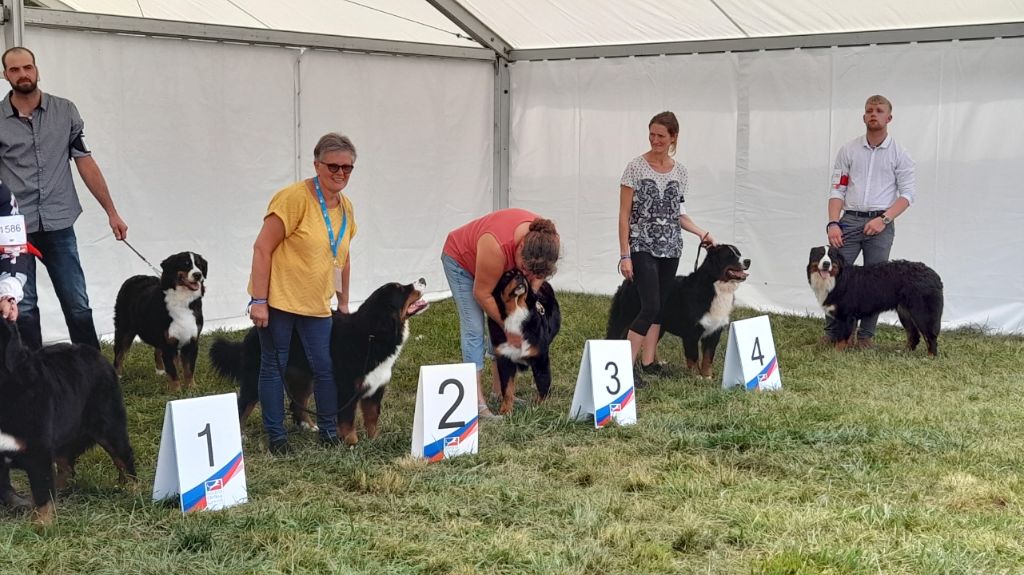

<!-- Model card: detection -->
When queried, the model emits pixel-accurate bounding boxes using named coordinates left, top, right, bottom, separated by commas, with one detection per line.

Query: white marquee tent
left=2, top=0, right=1022, bottom=343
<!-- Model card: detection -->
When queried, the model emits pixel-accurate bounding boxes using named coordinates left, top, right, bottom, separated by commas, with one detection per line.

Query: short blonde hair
left=865, top=95, right=892, bottom=112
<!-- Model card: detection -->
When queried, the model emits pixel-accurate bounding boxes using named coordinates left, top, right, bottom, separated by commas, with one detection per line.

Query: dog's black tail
left=605, top=280, right=638, bottom=339
left=209, top=338, right=246, bottom=383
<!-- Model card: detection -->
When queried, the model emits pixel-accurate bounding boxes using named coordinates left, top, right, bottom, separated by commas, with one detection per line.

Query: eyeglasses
left=318, top=161, right=355, bottom=175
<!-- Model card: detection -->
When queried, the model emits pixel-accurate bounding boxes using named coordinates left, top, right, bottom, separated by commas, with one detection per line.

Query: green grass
left=3, top=293, right=1024, bottom=574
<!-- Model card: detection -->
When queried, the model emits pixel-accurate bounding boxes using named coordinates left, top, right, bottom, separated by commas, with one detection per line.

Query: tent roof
left=36, top=0, right=1024, bottom=50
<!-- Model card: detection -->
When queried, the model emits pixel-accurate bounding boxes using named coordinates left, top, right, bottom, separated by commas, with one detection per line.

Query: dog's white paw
left=155, top=369, right=167, bottom=376
left=300, top=422, right=320, bottom=433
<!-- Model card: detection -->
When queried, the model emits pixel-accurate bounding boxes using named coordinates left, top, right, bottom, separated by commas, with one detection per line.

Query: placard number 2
left=438, top=378, right=466, bottom=430
left=197, top=423, right=214, bottom=467
left=751, top=337, right=764, bottom=366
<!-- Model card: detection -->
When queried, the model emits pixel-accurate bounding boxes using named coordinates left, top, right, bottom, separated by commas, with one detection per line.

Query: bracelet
left=619, top=255, right=631, bottom=261
left=826, top=221, right=841, bottom=231
left=249, top=298, right=268, bottom=305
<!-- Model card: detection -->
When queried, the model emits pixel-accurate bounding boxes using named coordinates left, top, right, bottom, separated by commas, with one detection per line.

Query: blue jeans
left=257, top=308, right=337, bottom=442
left=441, top=253, right=491, bottom=371
left=18, top=226, right=99, bottom=350
left=824, top=214, right=896, bottom=340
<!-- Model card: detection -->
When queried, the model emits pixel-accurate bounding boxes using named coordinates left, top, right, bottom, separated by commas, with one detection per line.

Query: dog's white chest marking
left=496, top=306, right=533, bottom=362
left=362, top=322, right=409, bottom=398
left=0, top=429, right=22, bottom=453
left=164, top=287, right=201, bottom=346
left=699, top=281, right=739, bottom=334
left=809, top=273, right=836, bottom=311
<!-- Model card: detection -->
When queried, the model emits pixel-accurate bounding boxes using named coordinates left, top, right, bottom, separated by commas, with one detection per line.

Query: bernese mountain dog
left=0, top=320, right=136, bottom=524
left=487, top=269, right=561, bottom=414
left=113, top=251, right=208, bottom=391
left=606, top=244, right=751, bottom=378
left=807, top=246, right=944, bottom=355
left=210, top=279, right=429, bottom=445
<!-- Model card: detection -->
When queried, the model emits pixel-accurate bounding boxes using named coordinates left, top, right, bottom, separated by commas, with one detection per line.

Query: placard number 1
left=197, top=423, right=214, bottom=467
left=751, top=337, right=764, bottom=366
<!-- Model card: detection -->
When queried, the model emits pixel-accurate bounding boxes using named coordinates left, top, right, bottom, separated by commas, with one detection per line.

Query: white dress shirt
left=829, top=134, right=916, bottom=211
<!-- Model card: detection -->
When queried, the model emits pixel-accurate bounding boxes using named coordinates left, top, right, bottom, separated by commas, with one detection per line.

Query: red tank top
left=443, top=208, right=538, bottom=275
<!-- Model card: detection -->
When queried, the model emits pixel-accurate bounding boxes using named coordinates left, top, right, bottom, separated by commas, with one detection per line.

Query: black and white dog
left=807, top=246, right=944, bottom=355
left=488, top=270, right=561, bottom=414
left=113, top=251, right=208, bottom=391
left=0, top=320, right=136, bottom=524
left=606, top=244, right=751, bottom=378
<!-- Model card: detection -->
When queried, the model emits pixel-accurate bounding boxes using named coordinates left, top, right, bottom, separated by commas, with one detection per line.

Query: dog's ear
left=159, top=254, right=177, bottom=289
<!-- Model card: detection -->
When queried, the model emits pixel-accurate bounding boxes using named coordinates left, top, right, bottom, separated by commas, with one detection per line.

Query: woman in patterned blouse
left=617, top=111, right=715, bottom=380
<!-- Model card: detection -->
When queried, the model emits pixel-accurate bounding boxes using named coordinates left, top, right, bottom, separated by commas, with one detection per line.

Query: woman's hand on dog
left=0, top=296, right=17, bottom=321
left=505, top=331, right=523, bottom=349
left=249, top=302, right=269, bottom=328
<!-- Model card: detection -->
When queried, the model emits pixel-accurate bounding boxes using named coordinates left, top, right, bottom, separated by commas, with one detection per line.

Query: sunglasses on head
left=319, top=161, right=354, bottom=175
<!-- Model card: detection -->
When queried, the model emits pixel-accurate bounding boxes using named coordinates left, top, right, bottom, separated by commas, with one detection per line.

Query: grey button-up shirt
left=0, top=91, right=90, bottom=233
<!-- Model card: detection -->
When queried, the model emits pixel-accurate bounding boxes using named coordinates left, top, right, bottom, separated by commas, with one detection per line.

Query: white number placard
left=411, top=363, right=479, bottom=462
left=722, top=315, right=782, bottom=391
left=569, top=340, right=637, bottom=428
left=153, top=393, right=247, bottom=512
left=0, top=215, right=26, bottom=247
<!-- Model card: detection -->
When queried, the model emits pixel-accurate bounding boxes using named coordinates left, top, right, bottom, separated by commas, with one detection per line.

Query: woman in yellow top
left=248, top=133, right=357, bottom=454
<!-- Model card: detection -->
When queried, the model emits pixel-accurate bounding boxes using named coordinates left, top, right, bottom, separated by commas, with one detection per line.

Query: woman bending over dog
left=442, top=209, right=560, bottom=419
left=618, top=111, right=715, bottom=385
left=248, top=133, right=358, bottom=455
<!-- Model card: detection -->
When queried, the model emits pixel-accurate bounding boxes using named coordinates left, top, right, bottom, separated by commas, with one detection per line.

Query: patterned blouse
left=620, top=155, right=689, bottom=258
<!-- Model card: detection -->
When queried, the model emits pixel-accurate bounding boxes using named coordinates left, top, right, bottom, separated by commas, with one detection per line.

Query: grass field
left=2, top=293, right=1024, bottom=574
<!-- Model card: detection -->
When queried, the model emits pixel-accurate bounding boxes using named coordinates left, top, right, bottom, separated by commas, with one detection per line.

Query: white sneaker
left=478, top=404, right=502, bottom=420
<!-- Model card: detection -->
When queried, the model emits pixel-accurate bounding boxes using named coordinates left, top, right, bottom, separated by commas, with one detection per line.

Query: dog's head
left=700, top=244, right=751, bottom=283
left=360, top=278, right=429, bottom=321
left=0, top=319, right=27, bottom=375
left=807, top=246, right=845, bottom=283
left=159, top=251, right=208, bottom=294
left=492, top=270, right=529, bottom=320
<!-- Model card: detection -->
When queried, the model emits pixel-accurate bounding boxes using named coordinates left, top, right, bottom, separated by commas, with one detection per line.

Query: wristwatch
left=881, top=215, right=893, bottom=225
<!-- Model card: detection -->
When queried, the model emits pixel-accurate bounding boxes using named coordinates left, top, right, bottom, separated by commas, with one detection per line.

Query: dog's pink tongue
left=819, top=270, right=830, bottom=279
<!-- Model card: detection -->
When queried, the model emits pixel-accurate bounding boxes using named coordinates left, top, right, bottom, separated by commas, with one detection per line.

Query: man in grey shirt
left=0, top=47, right=128, bottom=349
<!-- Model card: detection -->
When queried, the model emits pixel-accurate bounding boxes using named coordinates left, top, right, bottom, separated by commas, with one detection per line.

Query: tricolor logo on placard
left=596, top=387, right=634, bottom=428
left=746, top=356, right=778, bottom=390
left=182, top=452, right=244, bottom=512
left=423, top=416, right=478, bottom=462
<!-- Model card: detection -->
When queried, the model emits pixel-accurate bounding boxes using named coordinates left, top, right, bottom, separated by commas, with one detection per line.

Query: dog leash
left=121, top=239, right=161, bottom=275
left=693, top=232, right=711, bottom=272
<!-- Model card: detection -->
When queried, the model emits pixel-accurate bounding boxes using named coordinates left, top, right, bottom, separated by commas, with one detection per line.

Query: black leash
left=121, top=239, right=161, bottom=275
left=693, top=232, right=711, bottom=272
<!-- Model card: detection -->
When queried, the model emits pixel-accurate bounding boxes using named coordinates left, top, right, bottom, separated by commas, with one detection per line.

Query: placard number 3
left=604, top=361, right=621, bottom=394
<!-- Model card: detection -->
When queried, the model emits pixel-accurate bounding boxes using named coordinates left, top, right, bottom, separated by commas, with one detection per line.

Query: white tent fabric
left=28, top=26, right=493, bottom=343
left=56, top=0, right=480, bottom=46
left=510, top=37, right=1024, bottom=333
left=47, top=1, right=1024, bottom=49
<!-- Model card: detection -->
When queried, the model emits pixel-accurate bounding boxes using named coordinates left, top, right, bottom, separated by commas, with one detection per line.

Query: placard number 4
left=751, top=337, right=764, bottom=366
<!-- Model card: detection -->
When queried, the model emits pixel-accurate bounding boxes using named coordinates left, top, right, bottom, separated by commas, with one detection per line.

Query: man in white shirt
left=824, top=95, right=916, bottom=348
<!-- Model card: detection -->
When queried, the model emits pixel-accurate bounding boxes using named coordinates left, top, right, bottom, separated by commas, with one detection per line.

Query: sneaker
left=477, top=404, right=503, bottom=420
left=632, top=366, right=648, bottom=389
left=488, top=392, right=528, bottom=408
left=319, top=435, right=344, bottom=447
left=639, top=361, right=665, bottom=376
left=268, top=438, right=292, bottom=455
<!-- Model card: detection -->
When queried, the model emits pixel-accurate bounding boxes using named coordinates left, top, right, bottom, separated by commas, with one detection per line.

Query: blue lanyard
left=313, top=176, right=347, bottom=260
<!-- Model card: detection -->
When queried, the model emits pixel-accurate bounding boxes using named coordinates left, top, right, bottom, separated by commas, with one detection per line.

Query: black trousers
left=629, top=251, right=679, bottom=336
